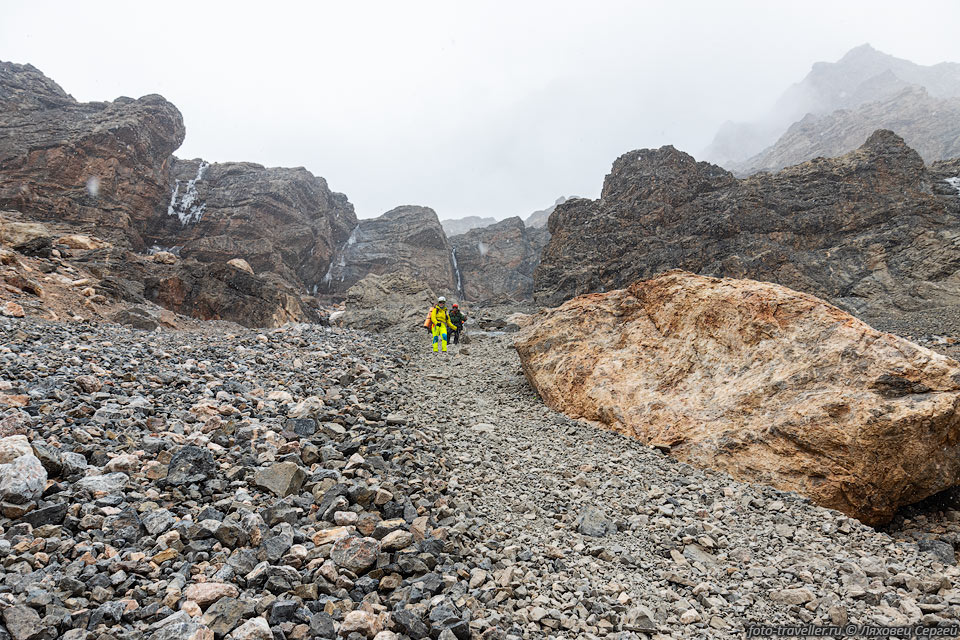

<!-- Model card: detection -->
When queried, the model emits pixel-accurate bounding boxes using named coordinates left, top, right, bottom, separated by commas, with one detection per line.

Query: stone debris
left=2, top=309, right=960, bottom=639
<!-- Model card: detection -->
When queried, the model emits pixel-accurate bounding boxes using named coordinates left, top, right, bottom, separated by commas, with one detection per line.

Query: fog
left=3, top=0, right=960, bottom=219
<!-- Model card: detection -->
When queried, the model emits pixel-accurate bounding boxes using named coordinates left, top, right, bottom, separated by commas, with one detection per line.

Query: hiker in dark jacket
left=449, top=304, right=466, bottom=345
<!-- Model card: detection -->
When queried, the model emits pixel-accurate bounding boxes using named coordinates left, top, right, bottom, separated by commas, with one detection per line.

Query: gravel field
left=1, top=316, right=959, bottom=639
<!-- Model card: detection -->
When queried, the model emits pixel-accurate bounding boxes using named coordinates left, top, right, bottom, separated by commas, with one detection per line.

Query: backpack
left=423, top=310, right=433, bottom=330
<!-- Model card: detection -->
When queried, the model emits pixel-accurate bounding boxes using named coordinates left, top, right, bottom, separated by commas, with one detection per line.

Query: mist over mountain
left=703, top=44, right=960, bottom=168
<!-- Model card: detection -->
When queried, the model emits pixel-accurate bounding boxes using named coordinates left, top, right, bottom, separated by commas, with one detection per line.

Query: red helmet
left=452, top=303, right=458, bottom=308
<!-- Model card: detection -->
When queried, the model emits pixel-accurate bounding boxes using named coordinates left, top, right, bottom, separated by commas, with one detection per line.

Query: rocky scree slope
left=0, top=316, right=515, bottom=640
left=535, top=130, right=960, bottom=326
left=4, top=314, right=960, bottom=639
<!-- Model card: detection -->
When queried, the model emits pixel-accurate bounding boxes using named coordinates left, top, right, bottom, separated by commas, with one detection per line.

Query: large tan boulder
left=514, top=270, right=960, bottom=525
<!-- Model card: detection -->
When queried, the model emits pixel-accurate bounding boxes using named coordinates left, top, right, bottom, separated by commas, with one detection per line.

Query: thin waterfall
left=451, top=247, right=465, bottom=299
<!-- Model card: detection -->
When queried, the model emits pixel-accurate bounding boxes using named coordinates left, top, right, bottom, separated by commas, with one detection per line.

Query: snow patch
left=946, top=177, right=960, bottom=196
left=147, top=245, right=181, bottom=256
left=167, top=161, right=209, bottom=225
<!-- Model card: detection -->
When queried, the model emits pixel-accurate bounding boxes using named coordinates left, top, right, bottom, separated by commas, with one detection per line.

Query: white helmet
left=438, top=296, right=446, bottom=303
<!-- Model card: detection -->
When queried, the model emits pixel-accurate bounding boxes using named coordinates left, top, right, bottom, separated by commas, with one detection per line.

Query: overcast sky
left=4, top=1, right=960, bottom=219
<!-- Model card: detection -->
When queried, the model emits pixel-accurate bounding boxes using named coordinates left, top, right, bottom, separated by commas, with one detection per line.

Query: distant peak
left=840, top=43, right=884, bottom=61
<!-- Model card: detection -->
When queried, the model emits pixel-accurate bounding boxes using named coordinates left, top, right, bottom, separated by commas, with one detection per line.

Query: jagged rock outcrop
left=0, top=61, right=185, bottom=249
left=449, top=217, right=549, bottom=302
left=322, top=205, right=455, bottom=295
left=535, top=130, right=960, bottom=322
left=145, top=158, right=357, bottom=292
left=70, top=248, right=317, bottom=328
left=703, top=44, right=960, bottom=167
left=735, top=87, right=960, bottom=174
left=516, top=271, right=960, bottom=525
left=440, top=216, right=497, bottom=237
left=337, top=271, right=435, bottom=331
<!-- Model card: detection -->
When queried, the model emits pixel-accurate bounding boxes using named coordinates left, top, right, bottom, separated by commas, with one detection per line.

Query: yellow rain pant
left=432, top=323, right=448, bottom=352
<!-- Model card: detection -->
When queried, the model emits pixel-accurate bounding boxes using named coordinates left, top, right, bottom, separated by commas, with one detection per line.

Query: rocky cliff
left=0, top=62, right=185, bottom=249
left=535, top=130, right=960, bottom=324
left=449, top=217, right=549, bottom=302
left=0, top=61, right=360, bottom=326
left=322, top=205, right=455, bottom=296
left=517, top=271, right=960, bottom=525
left=734, top=87, right=960, bottom=174
left=146, top=158, right=357, bottom=292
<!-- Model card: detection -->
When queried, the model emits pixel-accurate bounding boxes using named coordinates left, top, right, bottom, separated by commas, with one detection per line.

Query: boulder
left=166, top=445, right=216, bottom=485
left=111, top=306, right=160, bottom=331
left=339, top=271, right=436, bottom=332
left=322, top=205, right=455, bottom=295
left=534, top=130, right=960, bottom=325
left=152, top=250, right=177, bottom=264
left=0, top=434, right=33, bottom=463
left=253, top=461, right=306, bottom=497
left=0, top=448, right=46, bottom=503
left=226, top=258, right=254, bottom=275
left=0, top=218, right=51, bottom=247
left=515, top=270, right=960, bottom=525
left=449, top=217, right=549, bottom=302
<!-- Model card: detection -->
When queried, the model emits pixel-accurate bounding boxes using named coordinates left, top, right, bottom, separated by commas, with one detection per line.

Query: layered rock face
left=322, top=205, right=455, bottom=295
left=449, top=217, right=549, bottom=302
left=516, top=271, right=960, bottom=525
left=0, top=62, right=185, bottom=249
left=338, top=271, right=435, bottom=331
left=146, top=158, right=357, bottom=292
left=735, top=87, right=960, bottom=174
left=535, top=130, right=960, bottom=321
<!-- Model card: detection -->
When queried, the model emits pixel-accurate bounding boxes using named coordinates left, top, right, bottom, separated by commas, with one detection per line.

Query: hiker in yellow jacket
left=429, top=296, right=455, bottom=354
